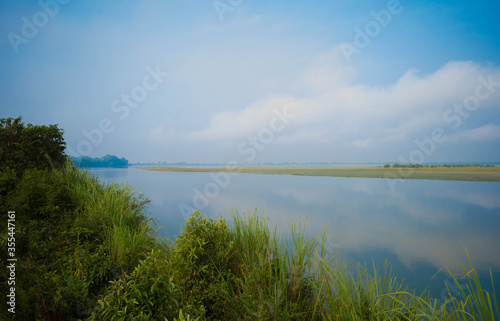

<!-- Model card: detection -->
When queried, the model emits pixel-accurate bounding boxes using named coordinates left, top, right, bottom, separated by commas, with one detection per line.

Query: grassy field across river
left=141, top=165, right=500, bottom=182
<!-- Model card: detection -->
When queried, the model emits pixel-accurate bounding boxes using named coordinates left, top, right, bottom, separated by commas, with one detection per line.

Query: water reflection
left=89, top=168, right=500, bottom=298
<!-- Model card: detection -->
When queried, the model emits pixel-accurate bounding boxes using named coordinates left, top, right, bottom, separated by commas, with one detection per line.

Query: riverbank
left=140, top=165, right=500, bottom=182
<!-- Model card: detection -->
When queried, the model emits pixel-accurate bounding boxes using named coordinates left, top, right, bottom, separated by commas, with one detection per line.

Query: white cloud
left=351, top=137, right=376, bottom=148
left=295, top=47, right=357, bottom=93
left=274, top=127, right=332, bottom=144
left=149, top=48, right=500, bottom=153
left=449, top=124, right=500, bottom=143
left=148, top=126, right=181, bottom=143
left=431, top=189, right=500, bottom=210
left=187, top=94, right=302, bottom=141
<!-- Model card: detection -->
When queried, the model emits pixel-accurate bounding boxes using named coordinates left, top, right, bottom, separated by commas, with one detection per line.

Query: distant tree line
left=72, top=154, right=128, bottom=168
left=384, top=163, right=495, bottom=168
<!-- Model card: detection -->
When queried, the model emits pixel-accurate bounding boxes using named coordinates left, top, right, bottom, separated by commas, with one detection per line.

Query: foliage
left=0, top=168, right=74, bottom=320
left=228, top=211, right=323, bottom=320
left=72, top=154, right=129, bottom=168
left=171, top=211, right=237, bottom=320
left=0, top=163, right=156, bottom=320
left=0, top=116, right=66, bottom=174
left=89, top=248, right=183, bottom=321
left=391, top=163, right=424, bottom=168
left=319, top=259, right=424, bottom=320
left=389, top=163, right=495, bottom=168
left=438, top=251, right=499, bottom=321
left=92, top=211, right=238, bottom=320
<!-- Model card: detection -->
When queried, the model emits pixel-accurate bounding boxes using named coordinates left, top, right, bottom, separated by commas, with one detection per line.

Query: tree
left=0, top=117, right=66, bottom=173
left=71, top=154, right=128, bottom=168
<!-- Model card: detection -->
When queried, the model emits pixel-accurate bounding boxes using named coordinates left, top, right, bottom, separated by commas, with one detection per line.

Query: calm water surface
left=89, top=167, right=500, bottom=300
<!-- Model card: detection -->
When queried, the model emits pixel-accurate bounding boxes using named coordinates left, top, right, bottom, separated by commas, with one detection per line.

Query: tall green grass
left=49, top=163, right=158, bottom=318
left=229, top=210, right=323, bottom=319
left=229, top=209, right=424, bottom=320
left=227, top=209, right=499, bottom=321
left=436, top=251, right=499, bottom=321
left=0, top=162, right=160, bottom=319
left=61, top=163, right=157, bottom=270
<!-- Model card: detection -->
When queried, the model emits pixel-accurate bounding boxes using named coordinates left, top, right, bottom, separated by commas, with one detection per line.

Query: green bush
left=91, top=211, right=238, bottom=320
left=0, top=167, right=17, bottom=198
left=0, top=117, right=66, bottom=174
left=0, top=164, right=158, bottom=320
left=0, top=168, right=74, bottom=320
left=5, top=168, right=72, bottom=221
left=90, top=248, right=184, bottom=321
left=171, top=211, right=237, bottom=320
left=0, top=168, right=73, bottom=267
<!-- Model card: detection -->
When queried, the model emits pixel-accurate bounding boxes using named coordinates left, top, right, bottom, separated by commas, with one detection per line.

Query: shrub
left=0, top=117, right=66, bottom=174
left=0, top=167, right=17, bottom=198
left=0, top=164, right=158, bottom=320
left=91, top=211, right=238, bottom=320
left=171, top=211, right=237, bottom=320
left=90, top=248, right=185, bottom=321
left=0, top=168, right=74, bottom=320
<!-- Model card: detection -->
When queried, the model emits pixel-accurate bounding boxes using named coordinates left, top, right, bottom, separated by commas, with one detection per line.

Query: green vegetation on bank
left=1, top=117, right=499, bottom=320
left=384, top=163, right=496, bottom=168
left=141, top=165, right=500, bottom=182
left=1, top=163, right=156, bottom=319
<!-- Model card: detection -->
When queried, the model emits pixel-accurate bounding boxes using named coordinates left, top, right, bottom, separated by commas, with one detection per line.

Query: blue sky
left=1, top=0, right=500, bottom=163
